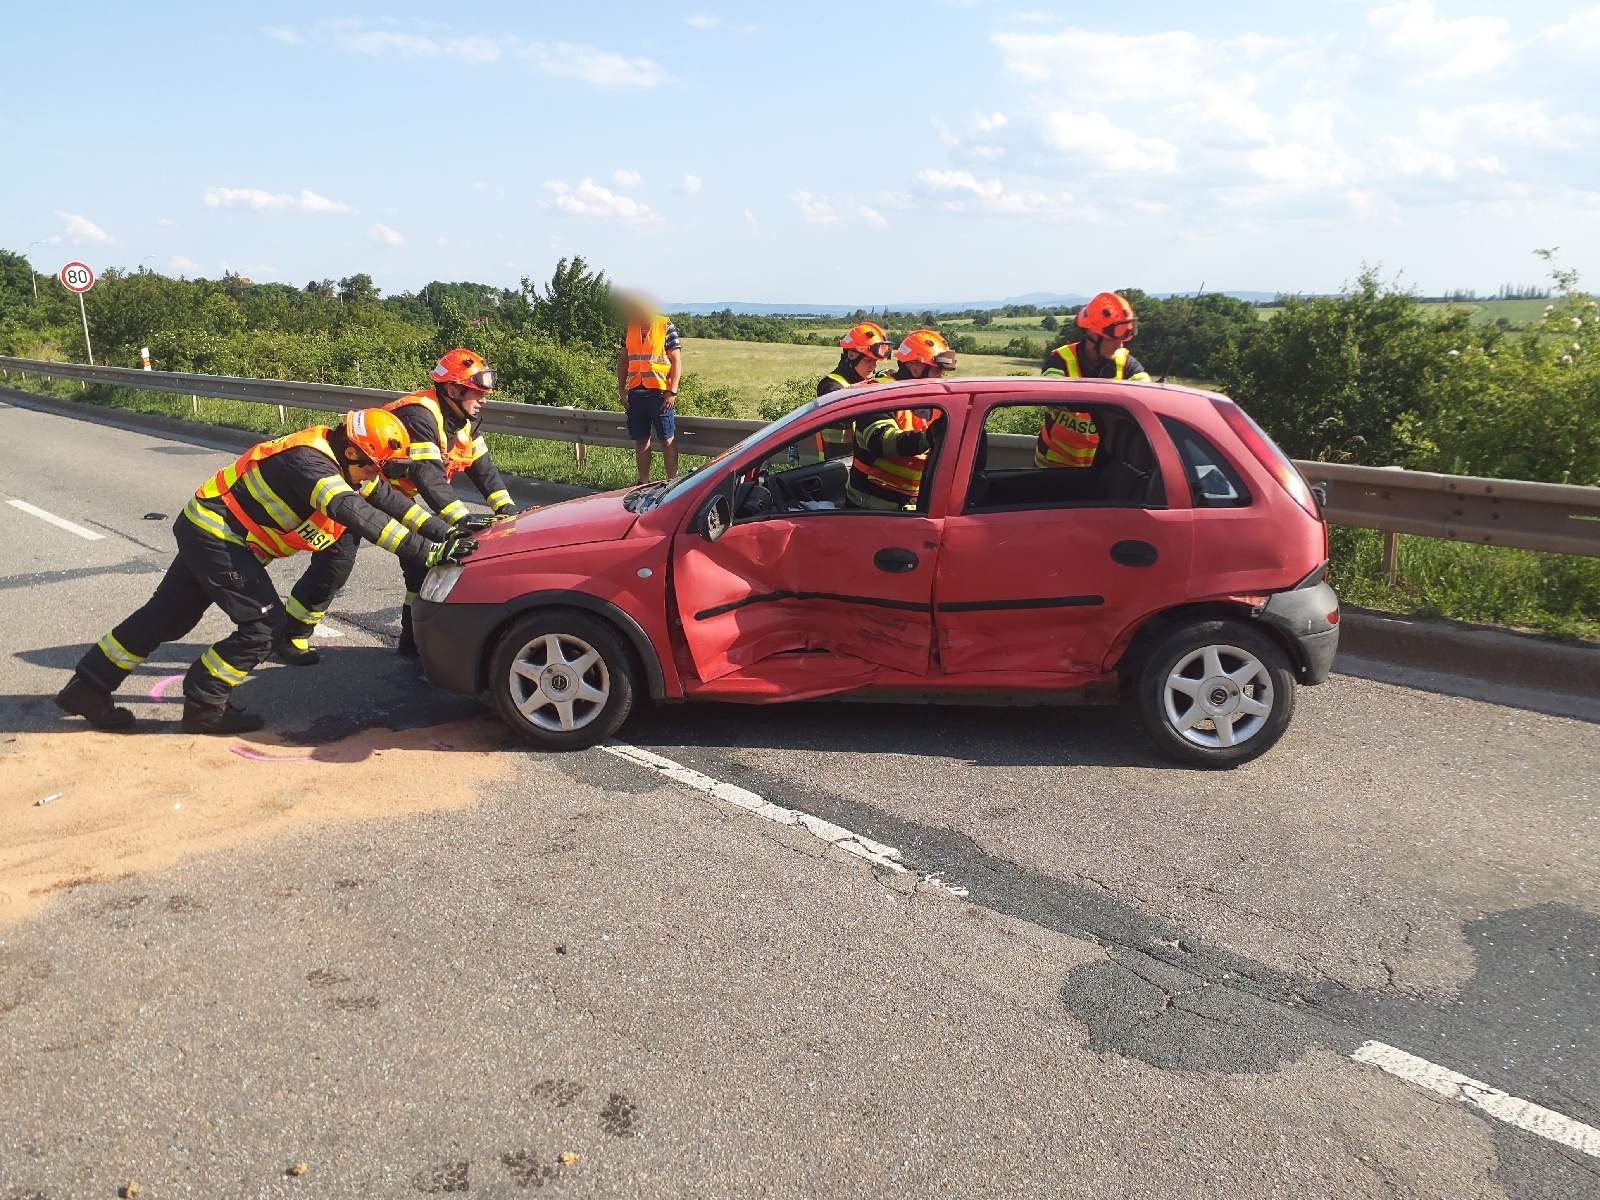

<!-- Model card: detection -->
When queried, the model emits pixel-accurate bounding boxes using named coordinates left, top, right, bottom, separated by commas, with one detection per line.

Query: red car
left=414, top=378, right=1338, bottom=767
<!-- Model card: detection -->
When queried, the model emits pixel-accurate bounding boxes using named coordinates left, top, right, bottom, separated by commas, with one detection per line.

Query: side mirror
left=697, top=492, right=731, bottom=543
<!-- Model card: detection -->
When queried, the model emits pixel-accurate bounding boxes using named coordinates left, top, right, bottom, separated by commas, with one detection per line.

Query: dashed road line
left=1352, top=1041, right=1600, bottom=1157
left=6, top=498, right=105, bottom=540
left=605, top=741, right=1597, bottom=1162
left=602, top=742, right=968, bottom=896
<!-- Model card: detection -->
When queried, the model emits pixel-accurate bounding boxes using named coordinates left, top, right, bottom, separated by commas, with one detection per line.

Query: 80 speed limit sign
left=60, top=262, right=95, bottom=293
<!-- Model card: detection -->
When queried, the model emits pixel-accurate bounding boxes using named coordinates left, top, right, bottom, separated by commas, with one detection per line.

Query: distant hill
left=669, top=290, right=1279, bottom=316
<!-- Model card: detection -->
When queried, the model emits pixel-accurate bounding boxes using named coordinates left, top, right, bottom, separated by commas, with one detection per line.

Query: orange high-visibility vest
left=385, top=390, right=483, bottom=495
left=1034, top=342, right=1128, bottom=468
left=624, top=317, right=673, bottom=390
left=851, top=409, right=930, bottom=500
left=195, top=427, right=347, bottom=558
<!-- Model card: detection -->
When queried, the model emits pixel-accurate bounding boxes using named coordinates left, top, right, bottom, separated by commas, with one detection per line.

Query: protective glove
left=424, top=533, right=479, bottom=568
left=455, top=514, right=498, bottom=534
left=926, top=414, right=949, bottom=445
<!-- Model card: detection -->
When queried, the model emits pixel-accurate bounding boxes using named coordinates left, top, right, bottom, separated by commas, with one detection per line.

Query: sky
left=3, top=1, right=1598, bottom=305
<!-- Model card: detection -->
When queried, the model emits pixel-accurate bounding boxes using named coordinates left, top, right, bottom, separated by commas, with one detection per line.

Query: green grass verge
left=8, top=374, right=1596, bottom=643
left=1330, top=526, right=1600, bottom=643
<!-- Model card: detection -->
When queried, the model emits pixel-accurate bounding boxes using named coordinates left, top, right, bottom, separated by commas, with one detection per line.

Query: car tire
left=488, top=609, right=636, bottom=751
left=1135, top=619, right=1296, bottom=768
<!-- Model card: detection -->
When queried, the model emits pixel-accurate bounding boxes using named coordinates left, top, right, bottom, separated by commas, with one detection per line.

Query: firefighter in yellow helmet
left=844, top=330, right=953, bottom=510
left=55, top=410, right=475, bottom=735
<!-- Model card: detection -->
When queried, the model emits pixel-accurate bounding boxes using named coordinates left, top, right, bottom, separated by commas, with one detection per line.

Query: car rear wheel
left=488, top=610, right=636, bottom=751
left=1135, top=619, right=1296, bottom=768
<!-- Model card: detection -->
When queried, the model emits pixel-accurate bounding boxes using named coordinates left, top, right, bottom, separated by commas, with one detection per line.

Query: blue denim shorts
left=626, top=388, right=675, bottom=442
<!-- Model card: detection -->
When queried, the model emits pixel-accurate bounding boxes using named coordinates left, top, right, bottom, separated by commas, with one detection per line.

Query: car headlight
left=419, top=563, right=464, bottom=603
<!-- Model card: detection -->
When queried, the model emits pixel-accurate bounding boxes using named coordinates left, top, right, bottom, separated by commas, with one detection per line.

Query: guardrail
left=3, top=356, right=1597, bottom=559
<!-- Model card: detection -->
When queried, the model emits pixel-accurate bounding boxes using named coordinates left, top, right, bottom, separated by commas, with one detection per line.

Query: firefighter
left=813, top=321, right=893, bottom=460
left=279, top=349, right=515, bottom=664
left=1035, top=291, right=1152, bottom=468
left=843, top=331, right=953, bottom=511
left=55, top=410, right=475, bottom=735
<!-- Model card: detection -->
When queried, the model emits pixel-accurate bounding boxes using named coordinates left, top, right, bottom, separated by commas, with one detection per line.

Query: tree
left=522, top=257, right=617, bottom=349
left=338, top=273, right=380, bottom=305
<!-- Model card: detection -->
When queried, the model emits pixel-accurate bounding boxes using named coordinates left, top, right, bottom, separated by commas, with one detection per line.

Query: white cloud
left=681, top=173, right=703, bottom=194
left=203, top=187, right=354, bottom=214
left=612, top=168, right=643, bottom=189
left=1369, top=1, right=1515, bottom=81
left=437, top=236, right=448, bottom=246
left=687, top=14, right=721, bottom=29
left=859, top=206, right=888, bottom=229
left=277, top=21, right=667, bottom=86
left=156, top=217, right=177, bottom=228
left=792, top=191, right=840, bottom=225
left=744, top=210, right=759, bottom=228
left=1541, top=3, right=1600, bottom=55
left=169, top=255, right=201, bottom=274
left=1036, top=110, right=1181, bottom=173
left=519, top=41, right=670, bottom=88
left=372, top=223, right=406, bottom=246
left=59, top=213, right=116, bottom=245
left=263, top=25, right=301, bottom=45
left=913, top=170, right=1075, bottom=217
left=542, top=179, right=663, bottom=229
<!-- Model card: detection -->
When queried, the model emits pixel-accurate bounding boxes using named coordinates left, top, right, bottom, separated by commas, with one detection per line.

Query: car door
left=670, top=398, right=951, bottom=685
left=933, top=390, right=1194, bottom=677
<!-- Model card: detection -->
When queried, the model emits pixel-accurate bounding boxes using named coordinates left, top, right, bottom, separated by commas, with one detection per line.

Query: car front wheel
left=1135, top=619, right=1296, bottom=768
left=488, top=610, right=636, bottom=751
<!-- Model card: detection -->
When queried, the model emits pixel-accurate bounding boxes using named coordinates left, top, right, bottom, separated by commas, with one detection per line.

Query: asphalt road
left=1, top=392, right=1597, bottom=1200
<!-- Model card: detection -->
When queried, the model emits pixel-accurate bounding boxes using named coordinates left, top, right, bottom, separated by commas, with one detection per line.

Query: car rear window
left=1159, top=417, right=1251, bottom=508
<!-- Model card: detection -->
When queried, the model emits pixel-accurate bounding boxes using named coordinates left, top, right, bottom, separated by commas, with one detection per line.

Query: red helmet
left=343, top=408, right=410, bottom=462
left=895, top=329, right=956, bottom=370
left=840, top=321, right=893, bottom=360
left=431, top=348, right=497, bottom=392
left=1076, top=292, right=1138, bottom=341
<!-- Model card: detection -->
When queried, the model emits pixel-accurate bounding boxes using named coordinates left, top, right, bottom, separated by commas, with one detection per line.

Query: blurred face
left=902, top=360, right=946, bottom=379
left=344, top=450, right=381, bottom=484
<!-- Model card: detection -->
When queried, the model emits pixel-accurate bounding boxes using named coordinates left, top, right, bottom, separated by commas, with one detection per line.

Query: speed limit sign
left=60, top=261, right=95, bottom=293
left=59, top=261, right=97, bottom=364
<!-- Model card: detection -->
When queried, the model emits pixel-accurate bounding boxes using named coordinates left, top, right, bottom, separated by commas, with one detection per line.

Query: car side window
left=964, top=402, right=1166, bottom=513
left=1159, top=417, right=1251, bottom=508
left=729, top=405, right=948, bottom=523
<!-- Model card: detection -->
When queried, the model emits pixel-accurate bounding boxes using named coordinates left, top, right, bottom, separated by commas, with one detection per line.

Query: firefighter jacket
left=183, top=426, right=449, bottom=564
left=846, top=410, right=937, bottom=510
left=383, top=388, right=513, bottom=524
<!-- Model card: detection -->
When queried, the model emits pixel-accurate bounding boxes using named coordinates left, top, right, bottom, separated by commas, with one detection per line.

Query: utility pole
left=25, top=241, right=45, bottom=302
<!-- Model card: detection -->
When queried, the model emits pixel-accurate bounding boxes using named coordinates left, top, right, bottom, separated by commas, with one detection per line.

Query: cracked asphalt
left=2, top=393, right=1598, bottom=1199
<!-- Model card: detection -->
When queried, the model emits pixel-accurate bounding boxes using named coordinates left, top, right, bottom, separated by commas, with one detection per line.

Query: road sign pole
left=77, top=291, right=94, bottom=366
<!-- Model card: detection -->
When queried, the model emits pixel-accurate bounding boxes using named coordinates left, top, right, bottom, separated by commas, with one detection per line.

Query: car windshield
left=625, top=399, right=829, bottom=512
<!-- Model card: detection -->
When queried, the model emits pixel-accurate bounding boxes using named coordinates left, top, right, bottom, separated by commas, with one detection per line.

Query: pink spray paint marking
left=149, top=674, right=185, bottom=702
left=429, top=740, right=455, bottom=751
left=228, top=745, right=315, bottom=763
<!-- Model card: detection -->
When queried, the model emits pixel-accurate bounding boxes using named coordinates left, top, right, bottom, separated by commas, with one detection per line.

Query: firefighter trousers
left=282, top=529, right=362, bottom=641
left=76, top=515, right=286, bottom=707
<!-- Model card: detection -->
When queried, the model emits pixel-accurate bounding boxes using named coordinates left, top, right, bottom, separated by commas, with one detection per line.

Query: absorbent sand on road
left=0, top=718, right=517, bottom=925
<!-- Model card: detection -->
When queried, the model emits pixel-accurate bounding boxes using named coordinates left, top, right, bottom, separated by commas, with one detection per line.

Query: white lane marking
left=1352, top=1041, right=1600, bottom=1157
left=602, top=742, right=968, bottom=896
left=6, top=498, right=105, bottom=540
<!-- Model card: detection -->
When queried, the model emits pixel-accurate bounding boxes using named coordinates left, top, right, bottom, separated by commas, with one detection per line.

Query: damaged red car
left=413, top=377, right=1339, bottom=767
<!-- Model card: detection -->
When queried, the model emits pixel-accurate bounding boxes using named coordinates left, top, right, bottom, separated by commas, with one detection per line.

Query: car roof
left=817, top=375, right=1229, bottom=416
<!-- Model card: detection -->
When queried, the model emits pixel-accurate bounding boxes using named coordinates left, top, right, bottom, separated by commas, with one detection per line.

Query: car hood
left=465, top=489, right=639, bottom=561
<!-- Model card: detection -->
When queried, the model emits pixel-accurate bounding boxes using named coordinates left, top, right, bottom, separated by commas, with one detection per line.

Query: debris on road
left=288, top=1162, right=308, bottom=1176
left=558, top=1152, right=579, bottom=1165
left=121, top=1184, right=140, bottom=1198
left=35, top=791, right=61, bottom=806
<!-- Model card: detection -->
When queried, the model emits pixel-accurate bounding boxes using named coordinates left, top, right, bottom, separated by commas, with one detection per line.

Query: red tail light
left=1211, top=398, right=1321, bottom=520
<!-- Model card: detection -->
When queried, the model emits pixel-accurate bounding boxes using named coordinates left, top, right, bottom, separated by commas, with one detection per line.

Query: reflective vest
left=850, top=410, right=930, bottom=502
left=385, top=390, right=484, bottom=495
left=816, top=372, right=870, bottom=456
left=625, top=317, right=672, bottom=390
left=1034, top=342, right=1126, bottom=468
left=193, top=427, right=348, bottom=559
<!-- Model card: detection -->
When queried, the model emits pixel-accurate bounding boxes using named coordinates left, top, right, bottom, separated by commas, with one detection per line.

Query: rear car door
left=670, top=396, right=952, bottom=685
left=932, top=389, right=1194, bottom=677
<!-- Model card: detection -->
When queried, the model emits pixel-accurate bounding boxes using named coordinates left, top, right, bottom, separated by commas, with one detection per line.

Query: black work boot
left=55, top=674, right=136, bottom=731
left=273, top=635, right=321, bottom=666
left=397, top=606, right=420, bottom=659
left=182, top=698, right=266, bottom=735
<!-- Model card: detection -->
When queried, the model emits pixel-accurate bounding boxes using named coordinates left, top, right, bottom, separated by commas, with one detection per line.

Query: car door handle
left=874, top=547, right=920, bottom=573
left=1110, top=540, right=1159, bottom=567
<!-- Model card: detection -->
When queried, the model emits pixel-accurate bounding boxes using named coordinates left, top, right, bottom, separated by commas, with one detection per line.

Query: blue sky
left=4, top=1, right=1598, bottom=304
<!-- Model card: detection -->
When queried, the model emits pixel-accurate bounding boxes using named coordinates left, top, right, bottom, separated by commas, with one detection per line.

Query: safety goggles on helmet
left=1097, top=318, right=1138, bottom=342
left=463, top=367, right=496, bottom=392
left=862, top=340, right=893, bottom=360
